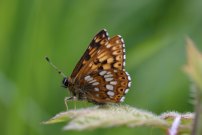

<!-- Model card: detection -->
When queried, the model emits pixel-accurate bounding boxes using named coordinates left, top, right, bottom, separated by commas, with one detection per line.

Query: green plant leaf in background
left=0, top=0, right=202, bottom=135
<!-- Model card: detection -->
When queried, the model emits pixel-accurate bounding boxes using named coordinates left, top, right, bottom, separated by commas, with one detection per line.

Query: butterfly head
left=62, top=77, right=69, bottom=88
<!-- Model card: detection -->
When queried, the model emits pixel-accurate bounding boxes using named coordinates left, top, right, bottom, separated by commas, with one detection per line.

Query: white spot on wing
left=103, top=29, right=107, bottom=32
left=104, top=74, right=113, bottom=78
left=105, top=30, right=109, bottom=37
left=107, top=72, right=111, bottom=74
left=106, top=84, right=113, bottom=91
left=120, top=96, right=125, bottom=102
left=85, top=75, right=93, bottom=82
left=128, top=75, right=131, bottom=81
left=84, top=76, right=90, bottom=81
left=105, top=78, right=113, bottom=82
left=89, top=79, right=96, bottom=83
left=92, top=82, right=100, bottom=86
left=104, top=29, right=109, bottom=40
left=128, top=82, right=131, bottom=87
left=106, top=44, right=111, bottom=48
left=99, top=71, right=107, bottom=76
left=110, top=81, right=117, bottom=85
left=125, top=89, right=129, bottom=93
left=94, top=88, right=99, bottom=91
left=123, top=55, right=126, bottom=59
left=88, top=77, right=93, bottom=81
left=114, top=70, right=117, bottom=72
left=107, top=91, right=115, bottom=96
left=121, top=38, right=124, bottom=43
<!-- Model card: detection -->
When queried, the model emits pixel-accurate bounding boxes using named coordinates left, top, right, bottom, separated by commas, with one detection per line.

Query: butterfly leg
left=73, top=96, right=77, bottom=110
left=64, top=96, right=74, bottom=110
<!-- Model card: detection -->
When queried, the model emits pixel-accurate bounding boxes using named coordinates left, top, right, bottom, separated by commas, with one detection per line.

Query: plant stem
left=192, top=85, right=202, bottom=135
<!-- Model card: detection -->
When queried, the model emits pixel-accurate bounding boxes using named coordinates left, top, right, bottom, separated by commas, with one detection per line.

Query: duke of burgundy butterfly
left=46, top=29, right=131, bottom=109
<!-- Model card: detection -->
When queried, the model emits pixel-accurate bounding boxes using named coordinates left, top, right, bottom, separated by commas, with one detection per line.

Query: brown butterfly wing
left=70, top=29, right=109, bottom=78
left=83, top=69, right=131, bottom=103
left=72, top=33, right=127, bottom=80
left=70, top=29, right=131, bottom=103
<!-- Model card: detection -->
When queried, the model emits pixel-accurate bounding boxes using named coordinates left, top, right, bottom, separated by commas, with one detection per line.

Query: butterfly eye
left=62, top=77, right=69, bottom=87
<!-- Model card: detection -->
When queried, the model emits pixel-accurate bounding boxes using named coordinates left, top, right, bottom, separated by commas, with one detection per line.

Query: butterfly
left=61, top=29, right=131, bottom=105
left=46, top=29, right=131, bottom=105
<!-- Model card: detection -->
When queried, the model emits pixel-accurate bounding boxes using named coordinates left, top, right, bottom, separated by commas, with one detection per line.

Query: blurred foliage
left=0, top=0, right=202, bottom=135
left=184, top=38, right=202, bottom=135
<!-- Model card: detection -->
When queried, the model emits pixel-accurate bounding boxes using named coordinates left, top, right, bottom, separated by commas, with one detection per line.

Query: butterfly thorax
left=63, top=77, right=88, bottom=100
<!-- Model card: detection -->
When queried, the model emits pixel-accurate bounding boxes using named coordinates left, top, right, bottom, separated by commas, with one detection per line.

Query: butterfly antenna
left=45, top=56, right=67, bottom=78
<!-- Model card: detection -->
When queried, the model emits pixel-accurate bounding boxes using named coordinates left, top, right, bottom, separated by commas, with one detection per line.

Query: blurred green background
left=0, top=0, right=202, bottom=134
